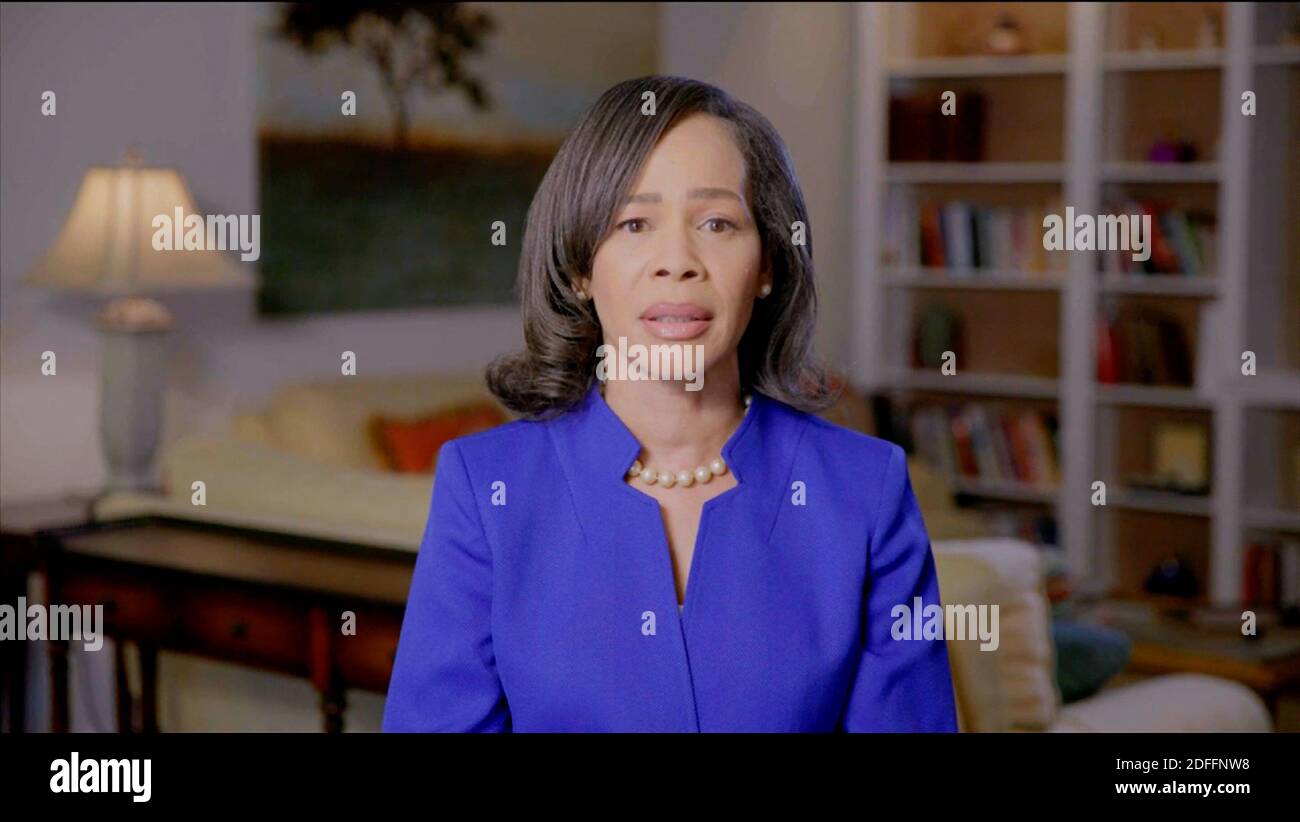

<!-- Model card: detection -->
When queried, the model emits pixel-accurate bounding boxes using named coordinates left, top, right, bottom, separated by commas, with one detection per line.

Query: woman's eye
left=703, top=218, right=737, bottom=233
left=618, top=218, right=648, bottom=233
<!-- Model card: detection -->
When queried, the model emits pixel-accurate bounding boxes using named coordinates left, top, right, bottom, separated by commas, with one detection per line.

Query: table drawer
left=57, top=569, right=169, bottom=641
left=175, top=588, right=311, bottom=673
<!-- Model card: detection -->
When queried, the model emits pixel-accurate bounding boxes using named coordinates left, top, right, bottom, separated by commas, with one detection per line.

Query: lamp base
left=98, top=297, right=173, bottom=494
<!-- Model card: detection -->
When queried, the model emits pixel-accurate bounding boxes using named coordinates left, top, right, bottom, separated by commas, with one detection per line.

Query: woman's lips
left=639, top=303, right=713, bottom=341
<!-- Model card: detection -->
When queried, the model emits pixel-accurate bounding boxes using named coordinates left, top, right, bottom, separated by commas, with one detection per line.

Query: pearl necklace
left=619, top=394, right=752, bottom=489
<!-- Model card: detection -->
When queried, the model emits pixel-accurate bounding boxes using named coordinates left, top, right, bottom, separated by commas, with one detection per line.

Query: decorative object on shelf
left=1143, top=554, right=1200, bottom=600
left=982, top=15, right=1027, bottom=56
left=1151, top=421, right=1210, bottom=494
left=912, top=302, right=962, bottom=370
left=21, top=151, right=254, bottom=495
left=1147, top=138, right=1197, bottom=164
left=1196, top=12, right=1221, bottom=51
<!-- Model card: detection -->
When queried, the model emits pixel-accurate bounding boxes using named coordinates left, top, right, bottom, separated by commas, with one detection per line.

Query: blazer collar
left=548, top=380, right=803, bottom=493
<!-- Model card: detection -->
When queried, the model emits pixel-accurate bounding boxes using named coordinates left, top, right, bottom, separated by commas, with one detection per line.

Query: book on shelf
left=883, top=190, right=1064, bottom=278
left=1095, top=305, right=1193, bottom=386
left=909, top=402, right=1059, bottom=488
left=888, top=92, right=985, bottom=162
left=1099, top=200, right=1217, bottom=278
left=1242, top=539, right=1300, bottom=610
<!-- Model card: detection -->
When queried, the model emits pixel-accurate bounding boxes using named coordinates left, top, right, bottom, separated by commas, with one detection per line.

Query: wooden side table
left=33, top=514, right=416, bottom=732
left=0, top=496, right=99, bottom=733
left=1074, top=598, right=1300, bottom=724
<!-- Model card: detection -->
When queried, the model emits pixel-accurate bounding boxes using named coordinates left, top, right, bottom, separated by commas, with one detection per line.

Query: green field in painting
left=257, top=137, right=554, bottom=315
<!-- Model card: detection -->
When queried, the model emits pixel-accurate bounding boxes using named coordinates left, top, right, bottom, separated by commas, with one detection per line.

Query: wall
left=661, top=1, right=856, bottom=367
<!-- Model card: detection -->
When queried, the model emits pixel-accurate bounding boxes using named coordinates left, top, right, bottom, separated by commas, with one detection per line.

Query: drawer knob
left=230, top=621, right=249, bottom=639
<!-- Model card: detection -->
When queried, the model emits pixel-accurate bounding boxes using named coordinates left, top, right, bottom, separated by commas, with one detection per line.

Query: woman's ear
left=571, top=275, right=591, bottom=301
left=757, top=263, right=773, bottom=299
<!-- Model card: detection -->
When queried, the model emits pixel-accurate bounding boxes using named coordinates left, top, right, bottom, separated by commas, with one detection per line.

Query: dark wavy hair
left=486, top=74, right=837, bottom=420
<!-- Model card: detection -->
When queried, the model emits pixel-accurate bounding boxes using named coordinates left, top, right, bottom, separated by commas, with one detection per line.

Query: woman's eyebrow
left=621, top=187, right=744, bottom=205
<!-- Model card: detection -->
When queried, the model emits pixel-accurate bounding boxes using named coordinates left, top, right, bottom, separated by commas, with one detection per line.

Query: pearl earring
left=758, top=283, right=772, bottom=298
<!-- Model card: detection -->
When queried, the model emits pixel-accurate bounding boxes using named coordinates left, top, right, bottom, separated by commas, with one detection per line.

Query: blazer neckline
left=553, top=380, right=772, bottom=488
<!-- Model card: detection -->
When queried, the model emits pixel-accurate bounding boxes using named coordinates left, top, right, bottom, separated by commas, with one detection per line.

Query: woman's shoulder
left=771, top=398, right=902, bottom=474
left=439, top=415, right=550, bottom=465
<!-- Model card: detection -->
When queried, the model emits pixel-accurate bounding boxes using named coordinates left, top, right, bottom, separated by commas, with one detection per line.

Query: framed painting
left=256, top=2, right=658, bottom=315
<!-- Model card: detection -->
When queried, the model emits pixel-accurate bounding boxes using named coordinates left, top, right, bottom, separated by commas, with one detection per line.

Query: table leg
left=321, top=686, right=346, bottom=734
left=2, top=638, right=25, bottom=733
left=114, top=639, right=134, bottom=732
left=49, top=638, right=69, bottom=733
left=139, top=642, right=158, bottom=733
left=308, top=605, right=346, bottom=733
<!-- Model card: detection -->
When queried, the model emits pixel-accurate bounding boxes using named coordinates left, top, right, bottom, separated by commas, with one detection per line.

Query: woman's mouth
left=639, top=303, right=714, bottom=341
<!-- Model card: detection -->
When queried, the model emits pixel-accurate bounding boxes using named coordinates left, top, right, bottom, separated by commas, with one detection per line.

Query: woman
left=383, top=76, right=958, bottom=732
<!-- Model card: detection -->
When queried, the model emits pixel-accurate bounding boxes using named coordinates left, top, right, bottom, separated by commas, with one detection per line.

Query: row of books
left=910, top=403, right=1060, bottom=488
left=1098, top=201, right=1217, bottom=277
left=883, top=191, right=1065, bottom=275
left=1243, top=539, right=1300, bottom=610
left=888, top=92, right=985, bottom=163
left=1096, top=306, right=1193, bottom=386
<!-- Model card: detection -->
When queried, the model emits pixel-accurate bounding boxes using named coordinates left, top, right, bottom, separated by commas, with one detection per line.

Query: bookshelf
left=853, top=2, right=1300, bottom=607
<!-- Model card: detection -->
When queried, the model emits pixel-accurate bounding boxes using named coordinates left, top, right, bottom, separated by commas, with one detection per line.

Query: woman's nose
left=652, top=224, right=703, bottom=281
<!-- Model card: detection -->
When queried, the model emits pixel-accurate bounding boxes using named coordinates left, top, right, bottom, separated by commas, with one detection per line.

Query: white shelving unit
left=1100, top=161, right=1220, bottom=182
left=883, top=268, right=1065, bottom=292
left=1098, top=274, right=1220, bottom=297
left=853, top=2, right=1299, bottom=606
left=1102, top=48, right=1223, bottom=71
left=890, top=369, right=1061, bottom=399
left=1254, top=45, right=1300, bottom=66
left=885, top=161, right=1065, bottom=183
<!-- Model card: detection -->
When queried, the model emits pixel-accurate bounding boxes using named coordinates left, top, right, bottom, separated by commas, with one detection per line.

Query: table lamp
left=22, top=152, right=254, bottom=494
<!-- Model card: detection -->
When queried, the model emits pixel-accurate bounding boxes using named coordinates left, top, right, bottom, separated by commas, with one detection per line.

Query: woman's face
left=581, top=113, right=769, bottom=379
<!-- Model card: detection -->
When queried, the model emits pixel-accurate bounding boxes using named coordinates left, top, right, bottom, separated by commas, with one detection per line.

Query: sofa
left=95, top=373, right=505, bottom=549
left=92, top=374, right=1273, bottom=731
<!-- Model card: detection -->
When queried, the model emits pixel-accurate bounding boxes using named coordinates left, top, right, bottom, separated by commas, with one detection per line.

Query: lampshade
left=22, top=165, right=255, bottom=295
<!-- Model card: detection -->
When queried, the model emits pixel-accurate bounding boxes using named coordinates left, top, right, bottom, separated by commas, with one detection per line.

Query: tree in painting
left=276, top=2, right=496, bottom=150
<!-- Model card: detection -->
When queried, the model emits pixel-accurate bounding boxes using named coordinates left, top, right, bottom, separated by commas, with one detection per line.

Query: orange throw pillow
left=370, top=402, right=507, bottom=473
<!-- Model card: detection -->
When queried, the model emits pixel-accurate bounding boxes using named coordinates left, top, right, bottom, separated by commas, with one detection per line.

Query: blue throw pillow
left=1052, top=619, right=1132, bottom=703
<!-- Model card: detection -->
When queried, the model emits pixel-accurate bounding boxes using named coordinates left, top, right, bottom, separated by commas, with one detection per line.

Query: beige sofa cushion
left=933, top=550, right=1008, bottom=732
left=245, top=373, right=502, bottom=471
left=160, top=431, right=434, bottom=545
left=932, top=539, right=1062, bottom=730
left=1050, top=673, right=1272, bottom=732
left=908, top=458, right=991, bottom=541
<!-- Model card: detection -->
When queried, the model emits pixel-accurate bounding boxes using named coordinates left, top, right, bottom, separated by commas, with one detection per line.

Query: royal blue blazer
left=382, top=383, right=958, bottom=732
